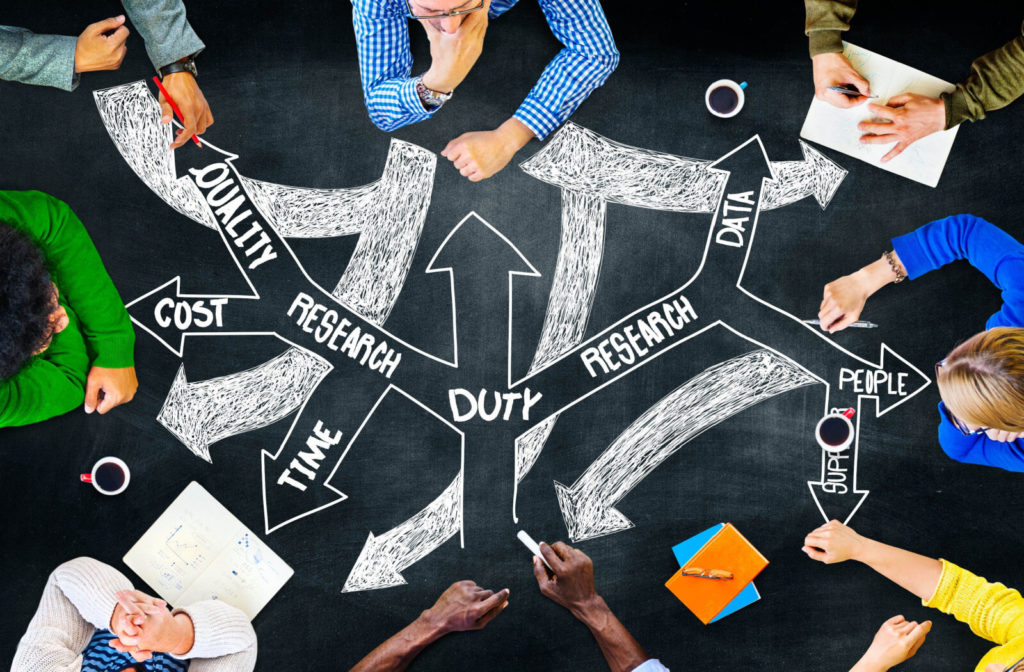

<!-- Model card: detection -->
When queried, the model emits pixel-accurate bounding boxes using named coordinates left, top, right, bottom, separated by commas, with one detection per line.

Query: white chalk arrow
left=808, top=397, right=870, bottom=524
left=761, top=141, right=847, bottom=210
left=157, top=342, right=332, bottom=462
left=94, top=80, right=434, bottom=326
left=342, top=472, right=463, bottom=592
left=555, top=350, right=817, bottom=542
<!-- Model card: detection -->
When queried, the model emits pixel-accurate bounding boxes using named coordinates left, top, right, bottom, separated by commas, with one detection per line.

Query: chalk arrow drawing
left=94, top=80, right=433, bottom=325
left=426, top=212, right=540, bottom=370
left=157, top=341, right=332, bottom=462
left=125, top=276, right=263, bottom=357
left=343, top=472, right=463, bottom=592
left=808, top=397, right=870, bottom=525
left=555, top=350, right=816, bottom=542
left=761, top=141, right=847, bottom=211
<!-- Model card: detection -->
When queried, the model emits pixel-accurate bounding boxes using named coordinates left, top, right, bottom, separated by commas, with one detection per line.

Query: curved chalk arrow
left=761, top=141, right=847, bottom=211
left=555, top=350, right=816, bottom=542
left=94, top=81, right=434, bottom=326
left=157, top=340, right=332, bottom=462
left=343, top=472, right=463, bottom=592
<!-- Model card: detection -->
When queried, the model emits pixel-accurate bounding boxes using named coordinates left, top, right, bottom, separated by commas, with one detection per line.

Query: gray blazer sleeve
left=0, top=26, right=78, bottom=90
left=122, top=0, right=205, bottom=70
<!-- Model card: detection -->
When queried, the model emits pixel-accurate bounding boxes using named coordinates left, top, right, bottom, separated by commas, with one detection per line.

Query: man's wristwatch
left=159, top=56, right=198, bottom=79
left=416, top=76, right=452, bottom=111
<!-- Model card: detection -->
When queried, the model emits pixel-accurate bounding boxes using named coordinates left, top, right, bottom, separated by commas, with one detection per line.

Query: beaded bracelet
left=884, top=250, right=905, bottom=283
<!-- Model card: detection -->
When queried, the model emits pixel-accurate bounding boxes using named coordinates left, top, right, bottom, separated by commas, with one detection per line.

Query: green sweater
left=804, top=0, right=1024, bottom=128
left=0, top=191, right=134, bottom=427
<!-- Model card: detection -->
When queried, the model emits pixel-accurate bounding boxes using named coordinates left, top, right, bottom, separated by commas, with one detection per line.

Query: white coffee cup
left=815, top=412, right=855, bottom=453
left=705, top=79, right=748, bottom=118
left=80, top=456, right=131, bottom=495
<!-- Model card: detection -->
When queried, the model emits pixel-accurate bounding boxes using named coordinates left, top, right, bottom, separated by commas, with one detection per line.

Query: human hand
left=859, top=93, right=946, bottom=162
left=441, top=118, right=533, bottom=181
left=812, top=52, right=871, bottom=109
left=419, top=1, right=489, bottom=93
left=985, top=428, right=1023, bottom=443
left=819, top=271, right=872, bottom=333
left=158, top=71, right=214, bottom=149
left=802, top=520, right=868, bottom=564
left=84, top=366, right=138, bottom=414
left=532, top=541, right=603, bottom=619
left=109, top=590, right=183, bottom=659
left=421, top=581, right=509, bottom=633
left=74, top=16, right=130, bottom=73
left=854, top=615, right=931, bottom=672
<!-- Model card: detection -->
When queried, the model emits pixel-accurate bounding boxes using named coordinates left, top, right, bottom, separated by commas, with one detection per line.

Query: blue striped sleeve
left=351, top=0, right=436, bottom=131
left=514, top=0, right=619, bottom=140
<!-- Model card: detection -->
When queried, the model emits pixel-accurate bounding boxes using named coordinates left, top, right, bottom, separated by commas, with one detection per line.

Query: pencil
left=152, top=76, right=202, bottom=147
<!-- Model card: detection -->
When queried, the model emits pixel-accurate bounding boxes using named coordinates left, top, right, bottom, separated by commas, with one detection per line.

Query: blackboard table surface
left=2, top=1, right=1024, bottom=670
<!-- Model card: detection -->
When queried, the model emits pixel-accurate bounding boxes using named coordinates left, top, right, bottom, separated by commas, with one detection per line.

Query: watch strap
left=415, top=76, right=451, bottom=110
left=159, top=57, right=197, bottom=79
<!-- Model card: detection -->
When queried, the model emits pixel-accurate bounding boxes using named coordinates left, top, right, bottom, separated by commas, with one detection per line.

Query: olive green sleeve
left=804, top=0, right=857, bottom=57
left=943, top=20, right=1024, bottom=128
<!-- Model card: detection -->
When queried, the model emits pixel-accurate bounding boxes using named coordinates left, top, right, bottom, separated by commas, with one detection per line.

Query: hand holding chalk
left=517, top=530, right=552, bottom=572
left=532, top=541, right=602, bottom=618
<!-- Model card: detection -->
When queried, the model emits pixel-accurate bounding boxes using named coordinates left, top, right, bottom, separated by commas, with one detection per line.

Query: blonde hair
left=937, top=327, right=1024, bottom=432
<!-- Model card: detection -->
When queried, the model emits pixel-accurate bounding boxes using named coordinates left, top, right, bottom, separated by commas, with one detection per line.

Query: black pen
left=826, top=85, right=878, bottom=99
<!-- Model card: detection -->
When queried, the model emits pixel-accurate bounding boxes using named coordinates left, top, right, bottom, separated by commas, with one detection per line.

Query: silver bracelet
left=884, top=250, right=905, bottom=283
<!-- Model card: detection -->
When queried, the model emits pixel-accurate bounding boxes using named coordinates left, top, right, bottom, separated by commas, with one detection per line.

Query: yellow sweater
left=925, top=559, right=1024, bottom=671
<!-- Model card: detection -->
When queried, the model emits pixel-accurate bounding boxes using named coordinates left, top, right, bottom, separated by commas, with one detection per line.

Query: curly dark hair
left=0, top=222, right=56, bottom=380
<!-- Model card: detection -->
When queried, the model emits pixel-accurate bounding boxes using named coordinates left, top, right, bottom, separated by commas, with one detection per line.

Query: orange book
left=664, top=523, right=768, bottom=624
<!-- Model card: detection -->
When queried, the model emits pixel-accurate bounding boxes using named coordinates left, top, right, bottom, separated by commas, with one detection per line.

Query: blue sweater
left=891, top=214, right=1024, bottom=472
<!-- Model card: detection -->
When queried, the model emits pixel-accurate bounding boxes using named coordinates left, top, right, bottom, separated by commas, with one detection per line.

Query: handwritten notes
left=124, top=481, right=293, bottom=620
left=800, top=42, right=959, bottom=188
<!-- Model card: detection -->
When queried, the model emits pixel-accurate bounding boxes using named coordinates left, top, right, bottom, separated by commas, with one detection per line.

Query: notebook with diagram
left=124, top=481, right=293, bottom=620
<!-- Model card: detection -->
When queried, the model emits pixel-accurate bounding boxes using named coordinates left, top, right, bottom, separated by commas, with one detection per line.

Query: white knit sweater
left=11, top=557, right=257, bottom=672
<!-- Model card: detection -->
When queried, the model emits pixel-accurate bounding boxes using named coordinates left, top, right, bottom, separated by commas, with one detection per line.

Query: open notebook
left=124, top=482, right=293, bottom=620
left=800, top=42, right=959, bottom=188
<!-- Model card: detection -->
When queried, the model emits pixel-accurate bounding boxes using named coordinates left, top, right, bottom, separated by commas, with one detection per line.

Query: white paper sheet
left=800, top=42, right=959, bottom=188
left=124, top=482, right=293, bottom=620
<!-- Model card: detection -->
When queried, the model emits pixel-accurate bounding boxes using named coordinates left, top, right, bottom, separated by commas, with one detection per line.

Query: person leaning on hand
left=348, top=580, right=510, bottom=671
left=0, top=191, right=138, bottom=427
left=817, top=214, right=1024, bottom=472
left=351, top=0, right=619, bottom=181
left=803, top=520, right=1024, bottom=672
left=12, top=557, right=256, bottom=672
left=805, top=0, right=1024, bottom=162
left=532, top=540, right=669, bottom=672
left=0, top=0, right=213, bottom=148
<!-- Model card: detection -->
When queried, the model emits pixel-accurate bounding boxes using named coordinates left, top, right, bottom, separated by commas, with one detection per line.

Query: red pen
left=151, top=75, right=202, bottom=147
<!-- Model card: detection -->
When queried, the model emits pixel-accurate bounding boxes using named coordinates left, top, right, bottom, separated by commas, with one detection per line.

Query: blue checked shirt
left=351, top=0, right=619, bottom=139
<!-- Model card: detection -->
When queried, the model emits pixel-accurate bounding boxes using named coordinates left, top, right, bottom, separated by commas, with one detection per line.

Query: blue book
left=671, top=524, right=761, bottom=623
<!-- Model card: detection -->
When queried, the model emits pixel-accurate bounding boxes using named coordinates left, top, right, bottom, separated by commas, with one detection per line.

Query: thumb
left=88, top=15, right=125, bottom=35
left=886, top=93, right=912, bottom=107
left=851, top=71, right=871, bottom=96
left=801, top=545, right=828, bottom=562
left=84, top=376, right=101, bottom=414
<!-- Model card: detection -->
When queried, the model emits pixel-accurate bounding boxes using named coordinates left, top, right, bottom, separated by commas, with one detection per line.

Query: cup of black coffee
left=705, top=79, right=748, bottom=118
left=80, top=457, right=130, bottom=495
left=815, top=413, right=854, bottom=453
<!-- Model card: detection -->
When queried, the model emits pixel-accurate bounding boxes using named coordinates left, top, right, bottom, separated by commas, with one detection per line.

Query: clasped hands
left=108, top=589, right=194, bottom=662
left=812, top=52, right=946, bottom=162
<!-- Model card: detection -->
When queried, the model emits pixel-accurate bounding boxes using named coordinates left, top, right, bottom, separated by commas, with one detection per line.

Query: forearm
left=0, top=26, right=78, bottom=90
left=574, top=597, right=650, bottom=672
left=804, top=0, right=858, bottom=56
left=856, top=538, right=943, bottom=601
left=944, top=21, right=1024, bottom=127
left=349, top=612, right=446, bottom=672
left=852, top=253, right=904, bottom=299
left=121, top=0, right=204, bottom=70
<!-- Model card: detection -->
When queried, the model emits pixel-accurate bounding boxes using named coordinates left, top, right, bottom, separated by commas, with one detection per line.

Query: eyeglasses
left=935, top=360, right=990, bottom=437
left=680, top=567, right=733, bottom=580
left=1003, top=655, right=1024, bottom=672
left=405, top=0, right=484, bottom=20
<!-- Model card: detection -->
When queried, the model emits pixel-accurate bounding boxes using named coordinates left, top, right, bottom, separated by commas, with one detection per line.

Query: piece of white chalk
left=517, top=530, right=553, bottom=571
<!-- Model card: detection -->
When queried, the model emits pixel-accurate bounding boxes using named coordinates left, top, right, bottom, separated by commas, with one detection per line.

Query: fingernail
left=161, top=115, right=171, bottom=123
left=84, top=405, right=94, bottom=414
left=117, top=15, right=125, bottom=21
